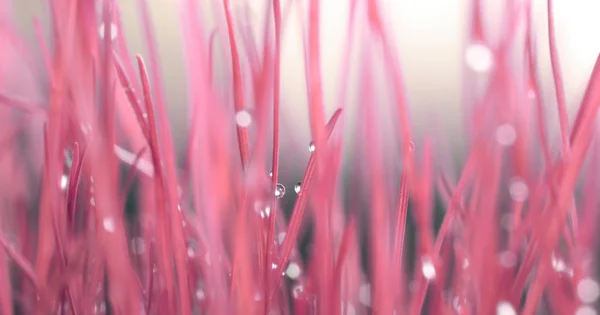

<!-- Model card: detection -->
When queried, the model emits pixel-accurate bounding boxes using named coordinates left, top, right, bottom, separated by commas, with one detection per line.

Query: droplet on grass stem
left=294, top=182, right=301, bottom=193
left=341, top=302, right=356, bottom=315
left=496, top=301, right=516, bottom=315
left=235, top=110, right=252, bottom=127
left=358, top=283, right=371, bottom=306
left=98, top=23, right=117, bottom=41
left=575, top=306, right=597, bottom=315
left=292, top=284, right=304, bottom=299
left=60, top=175, right=68, bottom=190
left=277, top=232, right=286, bottom=244
left=577, top=278, right=600, bottom=303
left=465, top=43, right=493, bottom=72
left=462, top=259, right=470, bottom=269
left=308, top=141, right=316, bottom=153
left=131, top=237, right=145, bottom=254
left=496, top=123, right=517, bottom=146
left=102, top=217, right=115, bottom=233
left=509, top=178, right=528, bottom=202
left=421, top=256, right=436, bottom=280
left=187, top=247, right=195, bottom=258
left=285, top=262, right=301, bottom=280
left=195, top=288, right=205, bottom=300
left=274, top=183, right=285, bottom=199
left=498, top=251, right=517, bottom=268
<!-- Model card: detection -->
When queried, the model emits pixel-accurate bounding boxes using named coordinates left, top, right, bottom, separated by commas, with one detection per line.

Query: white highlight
left=575, top=306, right=598, bottom=315
left=98, top=23, right=118, bottom=41
left=102, top=217, right=116, bottom=233
left=495, top=124, right=517, bottom=146
left=60, top=175, right=68, bottom=190
left=496, top=301, right=516, bottom=315
left=465, top=43, right=493, bottom=72
left=498, top=251, right=517, bottom=268
left=235, top=110, right=252, bottom=127
left=113, top=145, right=154, bottom=176
left=509, top=179, right=529, bottom=202
left=359, top=283, right=371, bottom=306
left=577, top=278, right=600, bottom=303
left=421, top=257, right=436, bottom=280
left=277, top=232, right=286, bottom=245
left=285, top=263, right=301, bottom=279
left=131, top=237, right=145, bottom=254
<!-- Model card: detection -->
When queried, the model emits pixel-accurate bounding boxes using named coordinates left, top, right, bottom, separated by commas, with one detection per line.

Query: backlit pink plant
left=0, top=0, right=598, bottom=314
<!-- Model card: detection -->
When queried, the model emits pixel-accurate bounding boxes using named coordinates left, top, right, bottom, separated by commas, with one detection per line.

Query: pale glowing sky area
left=11, top=0, right=600, bottom=158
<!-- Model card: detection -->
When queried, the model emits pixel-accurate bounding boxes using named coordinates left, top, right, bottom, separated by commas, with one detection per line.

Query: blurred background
left=4, top=0, right=600, bottom=193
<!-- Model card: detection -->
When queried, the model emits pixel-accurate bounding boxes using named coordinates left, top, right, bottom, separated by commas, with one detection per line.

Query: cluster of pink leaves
left=0, top=0, right=597, bottom=314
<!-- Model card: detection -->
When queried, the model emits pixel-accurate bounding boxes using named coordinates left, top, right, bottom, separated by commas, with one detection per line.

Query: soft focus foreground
left=0, top=0, right=599, bottom=314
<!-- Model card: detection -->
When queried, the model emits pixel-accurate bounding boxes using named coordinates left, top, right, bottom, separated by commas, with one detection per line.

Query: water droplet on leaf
left=358, top=283, right=371, bottom=306
left=60, top=175, right=68, bottom=190
left=577, top=278, right=600, bottom=303
left=98, top=23, right=117, bottom=41
left=274, top=183, right=286, bottom=199
left=465, top=43, right=493, bottom=72
left=131, top=237, right=145, bottom=254
left=421, top=256, right=436, bottom=280
left=496, top=301, right=516, bottom=315
left=308, top=141, right=316, bottom=153
left=498, top=251, right=517, bottom=268
left=509, top=178, right=528, bottom=202
left=285, top=262, right=301, bottom=279
left=235, top=110, right=252, bottom=127
left=294, top=182, right=301, bottom=193
left=575, top=306, right=597, bottom=315
left=496, top=124, right=517, bottom=146
left=102, top=217, right=115, bottom=233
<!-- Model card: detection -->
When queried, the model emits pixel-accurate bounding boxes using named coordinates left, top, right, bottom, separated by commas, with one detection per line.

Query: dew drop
left=421, top=257, right=436, bottom=280
left=131, top=237, right=145, bottom=254
left=341, top=302, right=356, bottom=315
left=285, top=263, right=302, bottom=280
left=358, top=283, right=371, bottom=306
left=90, top=197, right=96, bottom=206
left=576, top=306, right=598, bottom=315
left=465, top=43, right=493, bottom=72
left=495, top=123, right=517, bottom=146
left=269, top=171, right=273, bottom=177
left=551, top=254, right=568, bottom=272
left=187, top=247, right=195, bottom=258
left=407, top=141, right=415, bottom=152
left=577, top=278, right=600, bottom=303
left=308, top=141, right=316, bottom=153
left=292, top=285, right=304, bottom=298
left=496, top=301, right=516, bottom=315
left=98, top=23, right=117, bottom=41
left=277, top=232, right=286, bottom=245
left=294, top=182, right=302, bottom=194
left=235, top=110, right=252, bottom=127
left=509, top=178, right=529, bottom=202
left=500, top=213, right=514, bottom=230
left=93, top=301, right=107, bottom=314
left=195, top=288, right=205, bottom=300
left=60, top=175, right=69, bottom=190
left=274, top=183, right=286, bottom=199
left=498, top=251, right=517, bottom=268
left=102, top=217, right=115, bottom=233
left=260, top=205, right=271, bottom=218
left=462, top=259, right=470, bottom=269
